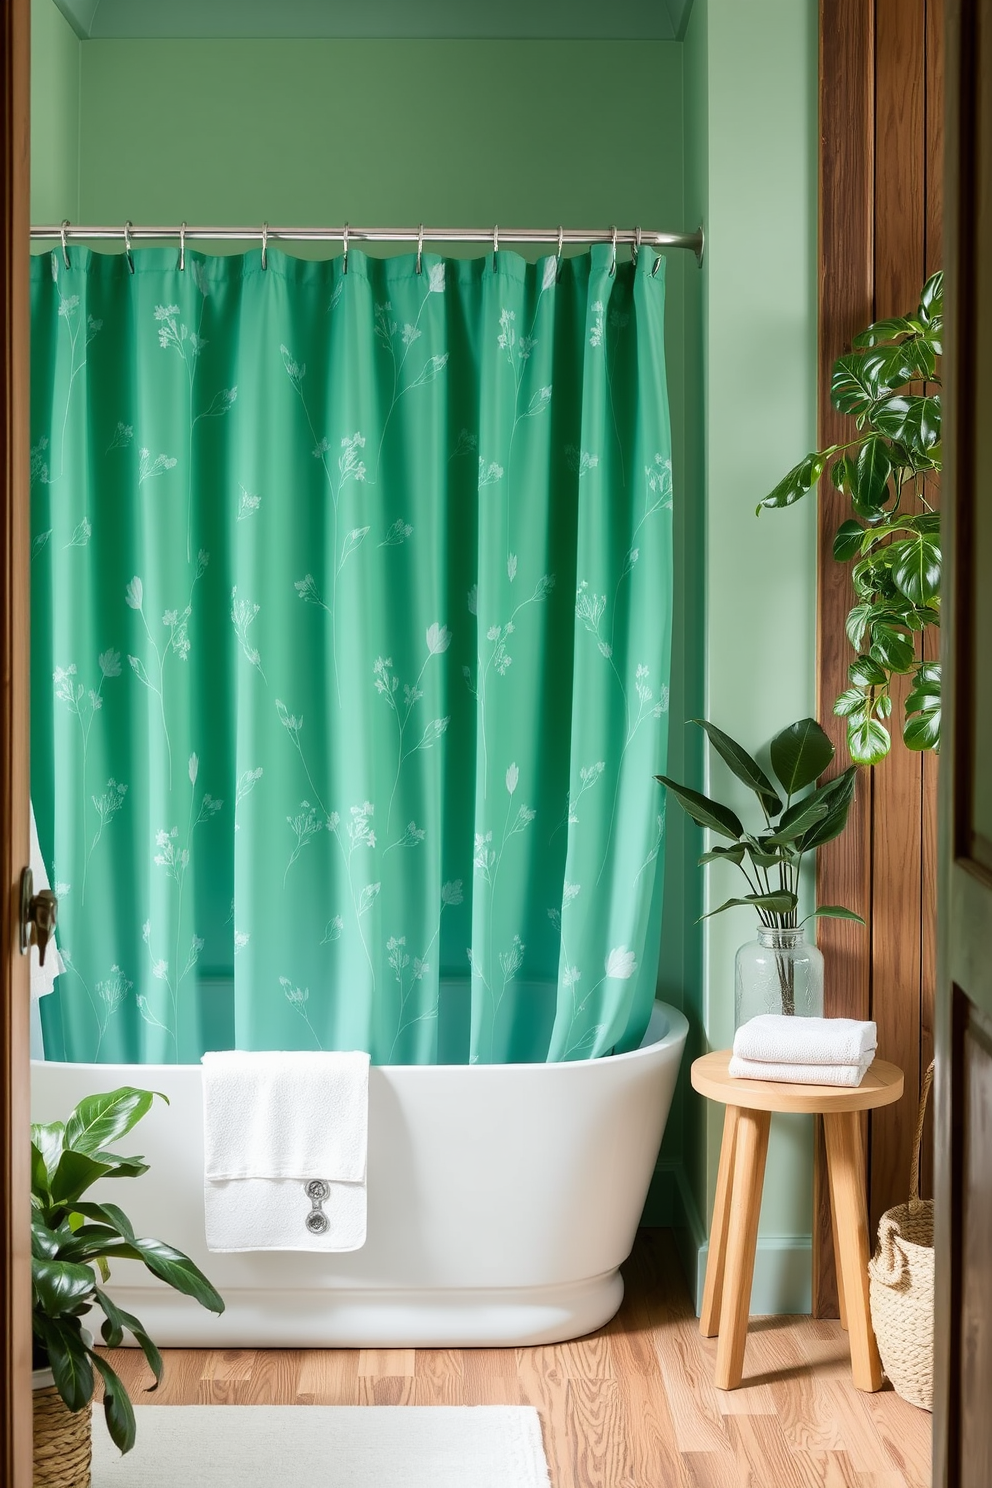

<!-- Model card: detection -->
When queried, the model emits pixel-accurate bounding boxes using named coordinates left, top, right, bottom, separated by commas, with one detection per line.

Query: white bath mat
left=90, top=1404, right=552, bottom=1487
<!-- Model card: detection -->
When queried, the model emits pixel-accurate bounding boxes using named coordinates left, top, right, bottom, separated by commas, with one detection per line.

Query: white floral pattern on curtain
left=30, top=243, right=674, bottom=1065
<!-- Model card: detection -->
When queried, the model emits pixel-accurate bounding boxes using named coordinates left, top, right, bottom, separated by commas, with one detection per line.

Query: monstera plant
left=32, top=1086, right=224, bottom=1454
left=758, top=272, right=942, bottom=765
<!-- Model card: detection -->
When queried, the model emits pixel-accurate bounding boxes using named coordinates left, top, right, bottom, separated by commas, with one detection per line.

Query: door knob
left=19, top=868, right=59, bottom=967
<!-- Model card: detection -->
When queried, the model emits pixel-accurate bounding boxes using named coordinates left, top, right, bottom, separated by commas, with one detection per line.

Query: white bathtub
left=30, top=1000, right=687, bottom=1348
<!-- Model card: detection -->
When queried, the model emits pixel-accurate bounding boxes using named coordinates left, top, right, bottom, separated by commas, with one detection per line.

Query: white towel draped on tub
left=201, top=1050, right=370, bottom=1253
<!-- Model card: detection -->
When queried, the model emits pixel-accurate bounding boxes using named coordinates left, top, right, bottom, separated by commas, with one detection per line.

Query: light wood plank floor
left=98, top=1229, right=932, bottom=1487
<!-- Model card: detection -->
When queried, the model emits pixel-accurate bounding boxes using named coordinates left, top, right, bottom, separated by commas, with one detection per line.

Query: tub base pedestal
left=102, top=1270, right=625, bottom=1348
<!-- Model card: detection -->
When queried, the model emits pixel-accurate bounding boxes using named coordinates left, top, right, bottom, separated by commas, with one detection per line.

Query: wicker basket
left=32, top=1385, right=92, bottom=1488
left=867, top=1059, right=935, bottom=1411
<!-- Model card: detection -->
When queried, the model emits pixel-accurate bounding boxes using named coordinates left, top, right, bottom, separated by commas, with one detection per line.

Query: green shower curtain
left=30, top=243, right=673, bottom=1065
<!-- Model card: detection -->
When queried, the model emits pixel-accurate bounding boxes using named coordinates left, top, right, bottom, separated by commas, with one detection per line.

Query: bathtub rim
left=32, top=998, right=688, bottom=1076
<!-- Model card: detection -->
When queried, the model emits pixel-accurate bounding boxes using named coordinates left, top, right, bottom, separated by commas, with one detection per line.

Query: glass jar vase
left=734, top=924, right=824, bottom=1028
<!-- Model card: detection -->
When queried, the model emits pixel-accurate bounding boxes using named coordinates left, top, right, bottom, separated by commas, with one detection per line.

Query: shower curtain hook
left=416, top=222, right=424, bottom=275
left=556, top=225, right=564, bottom=281
left=632, top=226, right=642, bottom=266
left=179, top=221, right=186, bottom=272
left=60, top=220, right=71, bottom=270
left=609, top=224, right=617, bottom=277
left=492, top=223, right=499, bottom=274
left=651, top=253, right=663, bottom=278
left=342, top=222, right=349, bottom=275
left=260, top=222, right=268, bottom=271
left=123, top=220, right=135, bottom=275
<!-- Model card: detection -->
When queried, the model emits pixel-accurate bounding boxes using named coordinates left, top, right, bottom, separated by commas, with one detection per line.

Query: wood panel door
left=1, top=0, right=34, bottom=1481
left=934, top=0, right=992, bottom=1482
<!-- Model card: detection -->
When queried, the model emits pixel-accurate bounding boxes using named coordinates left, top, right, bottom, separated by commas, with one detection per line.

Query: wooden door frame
left=814, top=0, right=943, bottom=1317
left=1, top=0, right=34, bottom=1481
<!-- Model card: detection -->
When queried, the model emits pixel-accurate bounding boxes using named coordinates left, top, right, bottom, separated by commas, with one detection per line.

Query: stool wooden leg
left=700, top=1104, right=740, bottom=1337
left=823, top=1110, right=883, bottom=1392
left=830, top=1193, right=849, bottom=1331
left=714, top=1107, right=770, bottom=1390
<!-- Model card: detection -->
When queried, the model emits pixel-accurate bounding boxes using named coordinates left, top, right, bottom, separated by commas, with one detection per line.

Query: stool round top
left=690, top=1050, right=904, bottom=1114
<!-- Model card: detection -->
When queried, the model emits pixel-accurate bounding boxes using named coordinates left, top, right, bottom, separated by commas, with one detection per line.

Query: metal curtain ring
left=124, top=220, right=135, bottom=274
left=60, top=219, right=70, bottom=269
left=342, top=222, right=349, bottom=275
left=416, top=222, right=424, bottom=275
left=261, top=221, right=268, bottom=270
left=492, top=222, right=499, bottom=273
left=609, top=224, right=617, bottom=277
left=632, top=225, right=642, bottom=266
left=556, top=224, right=564, bottom=280
left=179, top=221, right=186, bottom=272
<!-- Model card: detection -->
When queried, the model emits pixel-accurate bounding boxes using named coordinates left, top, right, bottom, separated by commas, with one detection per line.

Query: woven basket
left=32, top=1385, right=92, bottom=1488
left=867, top=1059, right=935, bottom=1411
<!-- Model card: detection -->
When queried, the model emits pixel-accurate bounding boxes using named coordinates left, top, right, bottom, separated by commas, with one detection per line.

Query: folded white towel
left=728, top=1052, right=875, bottom=1088
left=201, top=1050, right=370, bottom=1253
left=733, top=1014, right=877, bottom=1067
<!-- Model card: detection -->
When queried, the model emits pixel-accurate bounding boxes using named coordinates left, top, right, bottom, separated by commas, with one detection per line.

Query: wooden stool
left=690, top=1050, right=904, bottom=1392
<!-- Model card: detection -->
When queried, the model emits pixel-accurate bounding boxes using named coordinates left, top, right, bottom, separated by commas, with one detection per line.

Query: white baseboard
left=654, top=1160, right=812, bottom=1317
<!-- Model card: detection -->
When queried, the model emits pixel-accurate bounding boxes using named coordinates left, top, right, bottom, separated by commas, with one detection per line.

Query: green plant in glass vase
left=32, top=1085, right=224, bottom=1454
left=756, top=272, right=942, bottom=766
left=656, top=717, right=864, bottom=1016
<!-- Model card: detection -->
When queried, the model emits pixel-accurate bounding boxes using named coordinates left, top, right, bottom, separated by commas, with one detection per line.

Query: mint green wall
left=679, top=0, right=819, bottom=1313
left=30, top=0, right=79, bottom=223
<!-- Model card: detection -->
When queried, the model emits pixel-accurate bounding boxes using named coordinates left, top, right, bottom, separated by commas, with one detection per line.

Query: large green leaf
left=765, top=792, right=831, bottom=845
left=654, top=776, right=744, bottom=841
left=31, top=1218, right=60, bottom=1260
left=862, top=339, right=936, bottom=391
left=88, top=1349, right=137, bottom=1455
left=35, top=1317, right=94, bottom=1413
left=32, top=1122, right=65, bottom=1184
left=801, top=905, right=866, bottom=926
left=890, top=535, right=941, bottom=605
left=95, top=1287, right=163, bottom=1388
left=49, top=1149, right=116, bottom=1209
left=699, top=892, right=798, bottom=923
left=71, top=1200, right=136, bottom=1241
left=849, top=654, right=888, bottom=688
left=698, top=845, right=746, bottom=867
left=871, top=394, right=941, bottom=456
left=795, top=768, right=858, bottom=852
left=64, top=1087, right=165, bottom=1158
left=918, top=270, right=943, bottom=328
left=756, top=449, right=833, bottom=514
left=869, top=625, right=916, bottom=674
left=831, top=354, right=879, bottom=418
left=904, top=661, right=941, bottom=752
left=32, top=1257, right=95, bottom=1319
left=848, top=714, right=891, bottom=765
left=692, top=719, right=781, bottom=816
left=87, top=1150, right=150, bottom=1179
left=769, top=718, right=835, bottom=796
left=58, top=1223, right=134, bottom=1264
left=129, top=1238, right=225, bottom=1315
left=833, top=520, right=865, bottom=562
left=852, top=315, right=917, bottom=348
left=850, top=436, right=893, bottom=518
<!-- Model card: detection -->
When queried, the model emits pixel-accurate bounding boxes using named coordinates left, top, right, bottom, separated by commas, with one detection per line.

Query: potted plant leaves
left=757, top=273, right=942, bottom=764
left=32, top=1085, right=224, bottom=1483
left=656, top=717, right=864, bottom=1025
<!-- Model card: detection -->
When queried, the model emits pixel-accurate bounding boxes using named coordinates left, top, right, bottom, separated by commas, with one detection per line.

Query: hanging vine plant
left=757, top=272, right=942, bottom=766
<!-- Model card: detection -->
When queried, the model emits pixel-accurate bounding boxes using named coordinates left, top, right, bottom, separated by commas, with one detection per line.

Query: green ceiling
left=52, top=0, right=694, bottom=41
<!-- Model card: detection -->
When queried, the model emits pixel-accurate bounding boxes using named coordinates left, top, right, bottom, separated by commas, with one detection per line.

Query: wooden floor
left=99, top=1229, right=932, bottom=1487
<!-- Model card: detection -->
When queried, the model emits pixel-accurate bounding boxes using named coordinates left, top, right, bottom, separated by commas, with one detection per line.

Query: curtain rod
left=31, top=221, right=705, bottom=266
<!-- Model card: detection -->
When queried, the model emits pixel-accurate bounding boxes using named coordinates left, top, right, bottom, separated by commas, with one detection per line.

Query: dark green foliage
left=32, top=1086, right=224, bottom=1455
left=758, top=272, right=943, bottom=764
left=656, top=718, right=863, bottom=930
